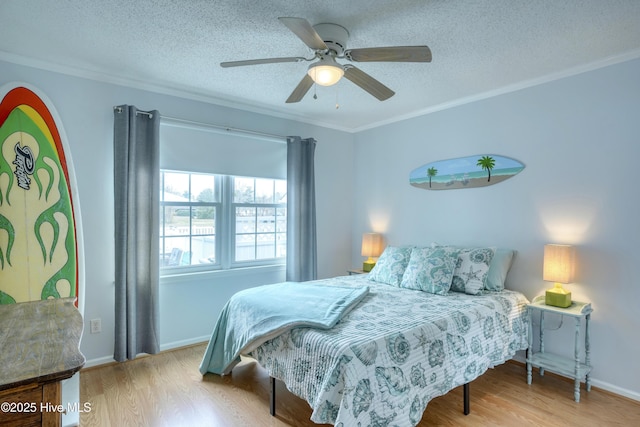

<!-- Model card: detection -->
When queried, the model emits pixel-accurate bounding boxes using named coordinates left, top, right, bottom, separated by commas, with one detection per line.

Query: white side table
left=526, top=295, right=593, bottom=402
left=347, top=269, right=366, bottom=275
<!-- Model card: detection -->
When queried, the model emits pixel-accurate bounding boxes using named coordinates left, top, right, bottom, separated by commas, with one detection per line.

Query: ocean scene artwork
left=410, top=154, right=525, bottom=190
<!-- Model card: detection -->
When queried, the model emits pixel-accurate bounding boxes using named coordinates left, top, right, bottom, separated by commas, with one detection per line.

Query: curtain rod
left=114, top=106, right=286, bottom=142
left=161, top=115, right=287, bottom=142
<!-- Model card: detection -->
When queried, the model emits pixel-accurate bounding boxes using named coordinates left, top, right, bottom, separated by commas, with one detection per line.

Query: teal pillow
left=368, top=246, right=412, bottom=287
left=400, top=246, right=459, bottom=295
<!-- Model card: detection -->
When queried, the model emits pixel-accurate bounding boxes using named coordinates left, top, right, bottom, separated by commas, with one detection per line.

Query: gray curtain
left=113, top=105, right=160, bottom=362
left=286, top=136, right=317, bottom=282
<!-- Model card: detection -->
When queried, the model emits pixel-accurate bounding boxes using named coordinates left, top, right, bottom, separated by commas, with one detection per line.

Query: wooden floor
left=80, top=343, right=640, bottom=426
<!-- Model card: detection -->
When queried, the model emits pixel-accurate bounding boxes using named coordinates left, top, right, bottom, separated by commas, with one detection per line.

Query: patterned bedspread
left=248, top=275, right=529, bottom=426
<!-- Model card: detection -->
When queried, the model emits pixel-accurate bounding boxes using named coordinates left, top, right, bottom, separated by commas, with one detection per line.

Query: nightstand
left=526, top=295, right=592, bottom=402
left=347, top=269, right=366, bottom=275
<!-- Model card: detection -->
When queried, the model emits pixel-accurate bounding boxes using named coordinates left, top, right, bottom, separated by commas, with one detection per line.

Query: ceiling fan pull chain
left=313, top=83, right=318, bottom=100
left=335, top=85, right=340, bottom=109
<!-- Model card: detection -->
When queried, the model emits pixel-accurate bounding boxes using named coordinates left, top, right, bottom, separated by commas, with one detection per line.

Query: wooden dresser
left=0, top=298, right=85, bottom=426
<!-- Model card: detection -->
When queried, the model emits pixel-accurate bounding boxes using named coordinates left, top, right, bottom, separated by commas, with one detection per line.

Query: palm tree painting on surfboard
left=409, top=154, right=524, bottom=190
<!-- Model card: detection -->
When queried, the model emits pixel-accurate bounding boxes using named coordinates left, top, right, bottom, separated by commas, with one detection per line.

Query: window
left=160, top=171, right=219, bottom=269
left=233, top=177, right=287, bottom=262
left=160, top=170, right=286, bottom=273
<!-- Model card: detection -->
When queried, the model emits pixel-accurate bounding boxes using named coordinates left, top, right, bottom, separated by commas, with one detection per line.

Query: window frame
left=160, top=170, right=286, bottom=276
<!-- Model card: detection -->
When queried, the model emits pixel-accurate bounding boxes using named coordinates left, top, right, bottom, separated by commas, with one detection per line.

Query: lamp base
left=545, top=289, right=572, bottom=308
left=363, top=261, right=376, bottom=272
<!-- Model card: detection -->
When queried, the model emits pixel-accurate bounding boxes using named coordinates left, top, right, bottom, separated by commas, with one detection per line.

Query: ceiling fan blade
left=286, top=74, right=314, bottom=103
left=220, top=56, right=307, bottom=68
left=278, top=17, right=328, bottom=51
left=343, top=65, right=395, bottom=101
left=345, top=46, right=432, bottom=62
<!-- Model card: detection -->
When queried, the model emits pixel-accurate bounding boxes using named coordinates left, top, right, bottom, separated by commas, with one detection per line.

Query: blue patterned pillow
left=450, top=247, right=496, bottom=295
left=368, top=246, right=412, bottom=287
left=400, top=246, right=460, bottom=295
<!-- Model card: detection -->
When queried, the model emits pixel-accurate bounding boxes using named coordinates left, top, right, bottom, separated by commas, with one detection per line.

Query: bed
left=200, top=245, right=529, bottom=426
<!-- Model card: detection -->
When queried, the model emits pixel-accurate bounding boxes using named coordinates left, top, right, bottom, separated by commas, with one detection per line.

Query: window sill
left=160, top=264, right=286, bottom=285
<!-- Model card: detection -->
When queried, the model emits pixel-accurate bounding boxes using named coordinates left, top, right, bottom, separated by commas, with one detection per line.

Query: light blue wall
left=3, top=55, right=639, bottom=401
left=0, top=60, right=355, bottom=365
left=352, top=58, right=640, bottom=399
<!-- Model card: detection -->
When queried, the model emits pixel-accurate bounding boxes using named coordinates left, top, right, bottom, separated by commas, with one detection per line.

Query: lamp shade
left=307, top=57, right=344, bottom=86
left=361, top=233, right=384, bottom=257
left=543, top=244, right=575, bottom=284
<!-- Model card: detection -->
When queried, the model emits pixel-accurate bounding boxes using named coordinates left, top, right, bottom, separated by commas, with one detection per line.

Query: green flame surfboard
left=0, top=84, right=83, bottom=307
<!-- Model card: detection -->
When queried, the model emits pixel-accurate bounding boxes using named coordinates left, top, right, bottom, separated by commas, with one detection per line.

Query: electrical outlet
left=90, top=318, right=102, bottom=334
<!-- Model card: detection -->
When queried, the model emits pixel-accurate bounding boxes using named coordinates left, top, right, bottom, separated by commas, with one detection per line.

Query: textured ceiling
left=1, top=0, right=639, bottom=131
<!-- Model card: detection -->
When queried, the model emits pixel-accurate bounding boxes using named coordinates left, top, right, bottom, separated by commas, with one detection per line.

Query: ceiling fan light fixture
left=307, top=57, right=344, bottom=86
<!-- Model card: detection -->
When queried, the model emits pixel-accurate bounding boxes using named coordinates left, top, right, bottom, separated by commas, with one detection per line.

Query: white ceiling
left=1, top=0, right=639, bottom=132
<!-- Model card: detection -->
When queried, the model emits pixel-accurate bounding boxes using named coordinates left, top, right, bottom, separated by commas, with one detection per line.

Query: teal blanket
left=199, top=282, right=369, bottom=375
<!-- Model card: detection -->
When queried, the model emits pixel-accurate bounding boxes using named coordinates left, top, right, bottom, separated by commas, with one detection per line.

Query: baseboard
left=83, top=336, right=209, bottom=369
left=509, top=356, right=640, bottom=402
left=589, top=379, right=640, bottom=402
left=83, top=355, right=116, bottom=369
left=160, top=336, right=209, bottom=352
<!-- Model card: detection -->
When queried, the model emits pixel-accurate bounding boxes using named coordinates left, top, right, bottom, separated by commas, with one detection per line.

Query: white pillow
left=450, top=247, right=495, bottom=295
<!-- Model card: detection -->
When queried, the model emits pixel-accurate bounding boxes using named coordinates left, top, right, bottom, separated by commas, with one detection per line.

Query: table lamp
left=543, top=244, right=575, bottom=308
left=361, top=233, right=384, bottom=272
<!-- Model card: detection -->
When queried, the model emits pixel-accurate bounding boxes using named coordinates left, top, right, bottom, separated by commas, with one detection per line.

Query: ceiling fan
left=220, top=17, right=432, bottom=103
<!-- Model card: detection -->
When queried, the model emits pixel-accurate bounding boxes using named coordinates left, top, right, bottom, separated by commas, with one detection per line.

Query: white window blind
left=160, top=121, right=286, bottom=179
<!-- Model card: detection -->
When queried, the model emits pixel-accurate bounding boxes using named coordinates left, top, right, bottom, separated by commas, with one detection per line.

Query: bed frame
left=268, top=376, right=471, bottom=418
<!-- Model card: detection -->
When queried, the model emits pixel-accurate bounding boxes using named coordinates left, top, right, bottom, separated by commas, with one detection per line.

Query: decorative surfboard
left=410, top=154, right=525, bottom=191
left=0, top=83, right=83, bottom=308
